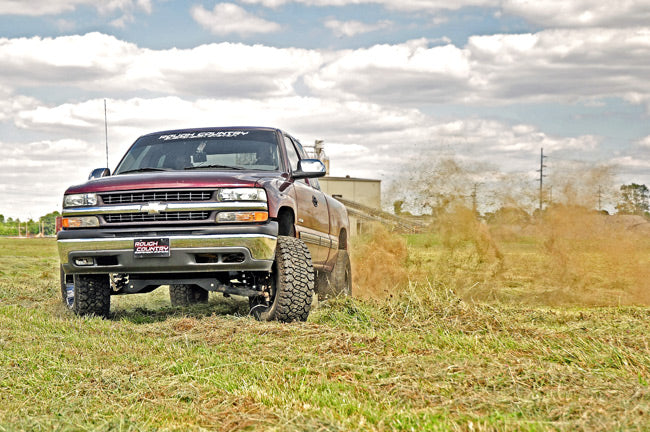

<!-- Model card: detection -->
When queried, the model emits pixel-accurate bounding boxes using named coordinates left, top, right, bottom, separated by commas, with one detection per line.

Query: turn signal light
left=61, top=216, right=100, bottom=228
left=217, top=211, right=268, bottom=223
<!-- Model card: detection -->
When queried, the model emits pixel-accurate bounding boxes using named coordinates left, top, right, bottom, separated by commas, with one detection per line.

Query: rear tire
left=250, top=236, right=314, bottom=322
left=72, top=274, right=111, bottom=318
left=169, top=284, right=209, bottom=306
left=316, top=250, right=352, bottom=300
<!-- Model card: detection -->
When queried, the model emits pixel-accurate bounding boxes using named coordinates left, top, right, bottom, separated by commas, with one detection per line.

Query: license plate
left=134, top=238, right=170, bottom=258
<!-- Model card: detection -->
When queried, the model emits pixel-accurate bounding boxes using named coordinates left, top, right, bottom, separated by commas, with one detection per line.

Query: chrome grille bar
left=100, top=190, right=213, bottom=204
left=104, top=211, right=210, bottom=223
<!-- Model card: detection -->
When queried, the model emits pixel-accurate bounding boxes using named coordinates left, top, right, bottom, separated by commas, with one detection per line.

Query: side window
left=293, top=139, right=307, bottom=158
left=283, top=135, right=300, bottom=172
left=286, top=135, right=321, bottom=188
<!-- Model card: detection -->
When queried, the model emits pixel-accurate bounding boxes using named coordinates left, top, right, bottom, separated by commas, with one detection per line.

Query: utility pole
left=471, top=183, right=478, bottom=215
left=537, top=148, right=547, bottom=214
left=597, top=186, right=603, bottom=211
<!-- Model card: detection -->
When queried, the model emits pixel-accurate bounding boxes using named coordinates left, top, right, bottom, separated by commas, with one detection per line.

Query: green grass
left=1, top=237, right=650, bottom=431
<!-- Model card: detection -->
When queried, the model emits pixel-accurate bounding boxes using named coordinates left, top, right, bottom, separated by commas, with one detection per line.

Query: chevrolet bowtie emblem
left=140, top=202, right=168, bottom=214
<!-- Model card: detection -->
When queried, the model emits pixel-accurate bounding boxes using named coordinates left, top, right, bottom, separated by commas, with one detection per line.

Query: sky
left=0, top=0, right=649, bottom=219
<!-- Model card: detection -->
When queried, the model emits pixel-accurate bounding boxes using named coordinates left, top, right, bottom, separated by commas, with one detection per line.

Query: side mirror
left=89, top=168, right=110, bottom=180
left=293, top=159, right=326, bottom=179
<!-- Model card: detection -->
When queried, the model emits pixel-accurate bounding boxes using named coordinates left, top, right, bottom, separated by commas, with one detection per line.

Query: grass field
left=1, top=229, right=650, bottom=431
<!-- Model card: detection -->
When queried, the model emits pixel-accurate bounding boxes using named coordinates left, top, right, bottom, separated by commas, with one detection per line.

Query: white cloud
left=13, top=96, right=426, bottom=149
left=636, top=136, right=650, bottom=148
left=306, top=38, right=473, bottom=103
left=54, top=18, right=76, bottom=32
left=240, top=0, right=496, bottom=12
left=0, top=90, right=39, bottom=122
left=4, top=29, right=650, bottom=109
left=324, top=19, right=392, bottom=37
left=12, top=0, right=642, bottom=32
left=0, top=138, right=105, bottom=218
left=190, top=3, right=280, bottom=36
left=0, top=0, right=152, bottom=16
left=610, top=156, right=650, bottom=181
left=306, top=28, right=650, bottom=106
left=240, top=0, right=650, bottom=28
left=502, top=0, right=650, bottom=28
left=466, top=28, right=650, bottom=104
left=0, top=33, right=320, bottom=98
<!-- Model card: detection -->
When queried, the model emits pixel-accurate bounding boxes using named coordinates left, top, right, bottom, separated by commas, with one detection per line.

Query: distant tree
left=39, top=211, right=61, bottom=236
left=616, top=183, right=649, bottom=217
left=0, top=214, right=4, bottom=223
left=393, top=200, right=404, bottom=215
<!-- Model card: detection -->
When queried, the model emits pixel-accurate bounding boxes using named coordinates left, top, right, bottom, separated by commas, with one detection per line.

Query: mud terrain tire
left=169, top=284, right=209, bottom=306
left=250, top=236, right=314, bottom=322
left=316, top=250, right=352, bottom=300
left=72, top=274, right=111, bottom=318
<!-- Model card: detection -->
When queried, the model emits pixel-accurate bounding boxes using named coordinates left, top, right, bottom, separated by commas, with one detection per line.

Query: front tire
left=71, top=274, right=111, bottom=318
left=169, top=284, right=209, bottom=307
left=250, top=236, right=314, bottom=322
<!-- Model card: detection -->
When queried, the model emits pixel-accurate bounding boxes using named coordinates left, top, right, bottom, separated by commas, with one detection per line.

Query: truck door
left=282, top=135, right=330, bottom=265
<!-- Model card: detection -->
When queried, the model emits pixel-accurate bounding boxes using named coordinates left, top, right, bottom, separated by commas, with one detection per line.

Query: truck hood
left=65, top=171, right=282, bottom=194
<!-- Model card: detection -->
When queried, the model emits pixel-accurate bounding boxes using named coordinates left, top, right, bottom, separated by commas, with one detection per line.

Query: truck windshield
left=114, top=130, right=280, bottom=174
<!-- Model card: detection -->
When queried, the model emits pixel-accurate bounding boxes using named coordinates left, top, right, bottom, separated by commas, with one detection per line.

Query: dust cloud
left=351, top=157, right=650, bottom=307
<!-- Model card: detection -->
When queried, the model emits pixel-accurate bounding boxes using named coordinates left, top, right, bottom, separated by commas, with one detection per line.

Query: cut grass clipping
left=1, top=231, right=650, bottom=431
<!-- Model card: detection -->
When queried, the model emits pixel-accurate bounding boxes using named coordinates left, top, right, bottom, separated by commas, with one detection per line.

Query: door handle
left=312, top=196, right=318, bottom=207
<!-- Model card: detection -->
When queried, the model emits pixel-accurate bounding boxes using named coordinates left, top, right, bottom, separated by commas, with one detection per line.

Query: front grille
left=104, top=211, right=210, bottom=224
left=101, top=190, right=213, bottom=204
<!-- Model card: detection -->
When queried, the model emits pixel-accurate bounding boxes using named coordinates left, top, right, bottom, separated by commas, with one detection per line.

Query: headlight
left=63, top=193, right=98, bottom=208
left=61, top=216, right=100, bottom=228
left=217, top=188, right=267, bottom=202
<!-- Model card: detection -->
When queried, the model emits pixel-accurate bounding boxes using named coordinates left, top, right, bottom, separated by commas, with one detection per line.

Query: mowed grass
left=2, top=237, right=650, bottom=431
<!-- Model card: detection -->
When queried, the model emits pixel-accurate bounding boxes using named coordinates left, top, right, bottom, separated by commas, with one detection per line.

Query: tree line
left=393, top=181, right=649, bottom=219
left=0, top=211, right=61, bottom=236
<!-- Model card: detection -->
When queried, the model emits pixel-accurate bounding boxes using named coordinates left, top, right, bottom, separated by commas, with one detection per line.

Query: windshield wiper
left=184, top=164, right=245, bottom=170
left=118, top=167, right=172, bottom=174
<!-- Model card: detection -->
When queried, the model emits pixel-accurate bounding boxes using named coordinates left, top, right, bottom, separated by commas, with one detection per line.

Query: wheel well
left=338, top=228, right=348, bottom=250
left=277, top=207, right=296, bottom=237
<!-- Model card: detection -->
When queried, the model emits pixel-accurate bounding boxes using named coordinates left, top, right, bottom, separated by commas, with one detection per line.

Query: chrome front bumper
left=58, top=226, right=277, bottom=275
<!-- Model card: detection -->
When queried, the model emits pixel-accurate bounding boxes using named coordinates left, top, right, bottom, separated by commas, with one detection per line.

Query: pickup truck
left=57, top=127, right=352, bottom=322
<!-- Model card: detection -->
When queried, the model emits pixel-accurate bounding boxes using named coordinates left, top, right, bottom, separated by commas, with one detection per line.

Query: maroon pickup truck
left=57, top=127, right=351, bottom=322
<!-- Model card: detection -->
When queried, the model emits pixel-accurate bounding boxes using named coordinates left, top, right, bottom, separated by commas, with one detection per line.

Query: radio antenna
left=104, top=99, right=109, bottom=169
